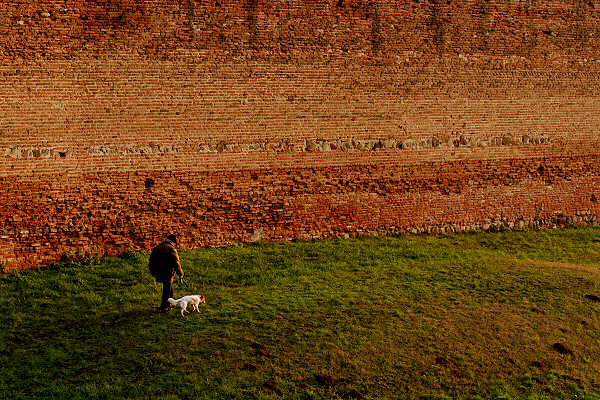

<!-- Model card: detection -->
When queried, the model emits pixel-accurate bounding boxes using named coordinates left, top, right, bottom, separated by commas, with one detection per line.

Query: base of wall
left=2, top=154, right=599, bottom=272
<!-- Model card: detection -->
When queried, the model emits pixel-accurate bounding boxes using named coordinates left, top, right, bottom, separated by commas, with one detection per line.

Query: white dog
left=167, top=295, right=206, bottom=316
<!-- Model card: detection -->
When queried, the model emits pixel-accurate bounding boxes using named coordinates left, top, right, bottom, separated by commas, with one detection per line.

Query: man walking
left=149, top=234, right=184, bottom=312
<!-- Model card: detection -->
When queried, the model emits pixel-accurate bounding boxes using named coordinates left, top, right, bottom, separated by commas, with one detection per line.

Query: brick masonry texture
left=1, top=0, right=600, bottom=271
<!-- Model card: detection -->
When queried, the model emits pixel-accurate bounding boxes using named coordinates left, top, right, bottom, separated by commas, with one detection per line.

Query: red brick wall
left=1, top=0, right=599, bottom=271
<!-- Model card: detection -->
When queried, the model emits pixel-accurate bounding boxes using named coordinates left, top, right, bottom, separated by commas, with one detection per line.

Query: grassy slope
left=1, top=227, right=599, bottom=399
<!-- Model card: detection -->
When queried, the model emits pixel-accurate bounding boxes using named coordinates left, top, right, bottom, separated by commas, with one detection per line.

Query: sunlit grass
left=1, top=227, right=599, bottom=399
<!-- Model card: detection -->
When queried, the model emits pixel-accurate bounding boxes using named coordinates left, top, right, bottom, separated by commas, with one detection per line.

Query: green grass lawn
left=1, top=227, right=600, bottom=399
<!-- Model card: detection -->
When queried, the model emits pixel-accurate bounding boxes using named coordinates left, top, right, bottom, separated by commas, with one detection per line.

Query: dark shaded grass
left=1, top=227, right=600, bottom=399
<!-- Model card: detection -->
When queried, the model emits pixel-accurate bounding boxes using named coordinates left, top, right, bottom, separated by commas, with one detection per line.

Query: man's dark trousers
left=161, top=277, right=174, bottom=310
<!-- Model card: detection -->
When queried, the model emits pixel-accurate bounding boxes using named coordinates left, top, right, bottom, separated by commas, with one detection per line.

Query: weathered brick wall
left=1, top=0, right=599, bottom=271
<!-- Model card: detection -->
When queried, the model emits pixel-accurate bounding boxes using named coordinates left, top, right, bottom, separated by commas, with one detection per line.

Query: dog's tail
left=167, top=298, right=178, bottom=305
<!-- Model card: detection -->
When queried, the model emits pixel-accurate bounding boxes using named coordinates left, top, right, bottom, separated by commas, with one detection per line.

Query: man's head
left=166, top=233, right=177, bottom=243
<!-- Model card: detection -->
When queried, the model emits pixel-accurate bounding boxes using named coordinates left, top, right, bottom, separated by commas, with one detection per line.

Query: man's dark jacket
left=149, top=240, right=183, bottom=283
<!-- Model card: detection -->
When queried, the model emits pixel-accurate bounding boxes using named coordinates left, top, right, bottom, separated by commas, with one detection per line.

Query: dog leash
left=179, top=277, right=189, bottom=288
